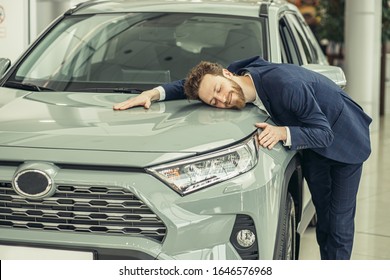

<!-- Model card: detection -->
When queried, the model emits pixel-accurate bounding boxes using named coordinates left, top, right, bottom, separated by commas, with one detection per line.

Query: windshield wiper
left=74, top=87, right=144, bottom=94
left=4, top=81, right=54, bottom=92
left=113, top=88, right=144, bottom=93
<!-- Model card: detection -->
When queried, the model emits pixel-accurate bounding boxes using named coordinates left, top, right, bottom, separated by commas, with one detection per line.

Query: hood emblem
left=12, top=163, right=58, bottom=199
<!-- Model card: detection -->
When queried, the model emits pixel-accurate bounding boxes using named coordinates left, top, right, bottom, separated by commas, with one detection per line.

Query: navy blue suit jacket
left=162, top=56, right=372, bottom=164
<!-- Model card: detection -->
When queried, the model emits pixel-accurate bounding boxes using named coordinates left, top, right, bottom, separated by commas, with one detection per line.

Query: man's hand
left=255, top=122, right=287, bottom=150
left=113, top=88, right=160, bottom=110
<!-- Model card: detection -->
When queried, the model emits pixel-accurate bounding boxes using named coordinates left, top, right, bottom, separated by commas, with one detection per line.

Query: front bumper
left=0, top=152, right=284, bottom=260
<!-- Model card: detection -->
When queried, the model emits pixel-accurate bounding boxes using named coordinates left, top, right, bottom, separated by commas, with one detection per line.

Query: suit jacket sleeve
left=281, top=81, right=334, bottom=150
left=161, top=79, right=187, bottom=100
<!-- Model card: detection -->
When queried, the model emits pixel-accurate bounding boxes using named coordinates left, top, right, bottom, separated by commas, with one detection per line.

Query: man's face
left=198, top=74, right=246, bottom=109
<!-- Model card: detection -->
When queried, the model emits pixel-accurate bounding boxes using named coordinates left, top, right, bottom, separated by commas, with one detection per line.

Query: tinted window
left=279, top=16, right=301, bottom=65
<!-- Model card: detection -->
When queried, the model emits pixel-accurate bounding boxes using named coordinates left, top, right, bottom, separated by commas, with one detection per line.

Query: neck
left=232, top=75, right=257, bottom=103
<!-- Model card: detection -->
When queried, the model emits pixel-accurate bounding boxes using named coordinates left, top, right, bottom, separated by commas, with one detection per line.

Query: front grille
left=0, top=182, right=166, bottom=242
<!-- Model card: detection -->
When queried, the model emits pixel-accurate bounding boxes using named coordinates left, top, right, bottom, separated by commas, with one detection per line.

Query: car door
left=279, top=11, right=326, bottom=65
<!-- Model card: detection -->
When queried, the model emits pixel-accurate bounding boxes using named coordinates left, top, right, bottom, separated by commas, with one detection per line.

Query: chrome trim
left=13, top=169, right=53, bottom=199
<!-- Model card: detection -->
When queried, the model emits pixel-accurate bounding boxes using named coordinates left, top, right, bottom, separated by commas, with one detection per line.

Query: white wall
left=33, top=0, right=79, bottom=39
left=344, top=0, right=382, bottom=131
left=0, top=0, right=30, bottom=63
left=0, top=0, right=83, bottom=63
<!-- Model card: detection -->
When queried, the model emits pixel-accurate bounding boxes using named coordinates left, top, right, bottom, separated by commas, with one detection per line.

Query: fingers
left=113, top=97, right=150, bottom=110
left=144, top=99, right=151, bottom=109
left=255, top=122, right=279, bottom=150
left=259, top=133, right=278, bottom=150
left=113, top=100, right=133, bottom=110
left=113, top=89, right=159, bottom=110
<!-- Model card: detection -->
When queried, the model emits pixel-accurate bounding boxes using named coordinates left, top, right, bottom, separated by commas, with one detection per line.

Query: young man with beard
left=113, top=56, right=372, bottom=260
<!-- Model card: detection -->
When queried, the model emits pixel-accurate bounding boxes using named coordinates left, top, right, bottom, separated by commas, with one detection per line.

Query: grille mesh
left=0, top=182, right=166, bottom=242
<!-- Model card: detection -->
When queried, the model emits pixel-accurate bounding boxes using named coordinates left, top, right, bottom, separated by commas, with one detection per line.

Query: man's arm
left=281, top=81, right=334, bottom=150
left=161, top=79, right=186, bottom=100
left=113, top=79, right=186, bottom=110
left=113, top=88, right=161, bottom=110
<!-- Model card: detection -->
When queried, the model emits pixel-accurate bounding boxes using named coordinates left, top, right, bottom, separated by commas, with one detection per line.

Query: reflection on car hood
left=0, top=90, right=267, bottom=154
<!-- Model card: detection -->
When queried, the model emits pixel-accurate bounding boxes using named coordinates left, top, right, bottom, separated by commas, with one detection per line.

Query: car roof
left=69, top=0, right=289, bottom=18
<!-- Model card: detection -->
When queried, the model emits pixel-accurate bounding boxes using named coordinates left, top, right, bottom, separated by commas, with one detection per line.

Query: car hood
left=0, top=90, right=267, bottom=155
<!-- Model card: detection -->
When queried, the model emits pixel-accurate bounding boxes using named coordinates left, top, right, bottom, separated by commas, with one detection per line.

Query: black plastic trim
left=272, top=154, right=302, bottom=259
left=259, top=3, right=270, bottom=17
left=64, top=0, right=109, bottom=15
left=229, top=214, right=259, bottom=260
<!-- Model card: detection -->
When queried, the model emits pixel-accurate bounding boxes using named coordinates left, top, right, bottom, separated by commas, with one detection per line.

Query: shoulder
left=227, top=56, right=270, bottom=73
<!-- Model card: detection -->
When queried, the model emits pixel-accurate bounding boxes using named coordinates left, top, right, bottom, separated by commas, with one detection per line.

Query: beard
left=229, top=79, right=246, bottom=109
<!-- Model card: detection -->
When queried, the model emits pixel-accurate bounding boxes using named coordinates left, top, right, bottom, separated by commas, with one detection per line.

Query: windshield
left=7, top=13, right=266, bottom=92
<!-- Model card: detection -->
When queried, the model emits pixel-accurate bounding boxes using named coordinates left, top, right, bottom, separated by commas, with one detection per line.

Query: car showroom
left=0, top=0, right=388, bottom=273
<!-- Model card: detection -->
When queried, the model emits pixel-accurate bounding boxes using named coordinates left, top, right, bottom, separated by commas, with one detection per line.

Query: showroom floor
left=299, top=114, right=390, bottom=260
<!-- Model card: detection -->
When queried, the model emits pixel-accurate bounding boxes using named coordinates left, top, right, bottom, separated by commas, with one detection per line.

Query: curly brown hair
left=184, top=61, right=224, bottom=100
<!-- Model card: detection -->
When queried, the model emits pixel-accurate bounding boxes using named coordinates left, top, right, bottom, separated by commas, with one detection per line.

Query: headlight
left=147, top=132, right=259, bottom=196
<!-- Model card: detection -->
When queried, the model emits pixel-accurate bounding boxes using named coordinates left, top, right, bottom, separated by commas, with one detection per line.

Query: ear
left=222, top=69, right=233, bottom=79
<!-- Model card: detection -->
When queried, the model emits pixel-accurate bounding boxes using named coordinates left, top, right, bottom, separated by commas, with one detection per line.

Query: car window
left=279, top=15, right=302, bottom=65
left=287, top=13, right=316, bottom=64
left=299, top=16, right=328, bottom=65
left=281, top=12, right=323, bottom=65
left=10, top=13, right=266, bottom=92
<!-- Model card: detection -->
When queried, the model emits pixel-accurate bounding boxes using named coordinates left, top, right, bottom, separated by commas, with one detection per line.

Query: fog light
left=236, top=229, right=256, bottom=248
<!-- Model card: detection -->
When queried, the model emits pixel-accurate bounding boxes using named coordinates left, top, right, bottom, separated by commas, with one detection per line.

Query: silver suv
left=0, top=0, right=345, bottom=260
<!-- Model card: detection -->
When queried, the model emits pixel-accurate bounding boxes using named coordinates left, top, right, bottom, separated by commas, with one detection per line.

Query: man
left=113, top=56, right=372, bottom=260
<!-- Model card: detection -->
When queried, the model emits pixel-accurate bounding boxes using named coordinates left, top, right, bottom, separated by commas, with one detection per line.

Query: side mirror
left=0, top=58, right=11, bottom=78
left=302, top=64, right=347, bottom=89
